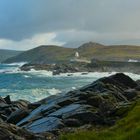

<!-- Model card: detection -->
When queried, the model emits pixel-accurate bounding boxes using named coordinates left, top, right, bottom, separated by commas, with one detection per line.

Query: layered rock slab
left=15, top=73, right=139, bottom=134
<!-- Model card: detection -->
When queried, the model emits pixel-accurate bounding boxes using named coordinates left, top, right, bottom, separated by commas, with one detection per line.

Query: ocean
left=0, top=63, right=140, bottom=103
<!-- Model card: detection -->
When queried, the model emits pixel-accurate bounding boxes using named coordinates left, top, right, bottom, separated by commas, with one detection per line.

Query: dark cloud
left=0, top=0, right=140, bottom=49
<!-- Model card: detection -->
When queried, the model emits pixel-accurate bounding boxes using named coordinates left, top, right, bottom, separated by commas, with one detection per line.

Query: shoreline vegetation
left=0, top=73, right=140, bottom=139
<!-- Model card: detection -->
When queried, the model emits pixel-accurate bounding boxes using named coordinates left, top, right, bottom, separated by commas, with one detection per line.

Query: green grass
left=60, top=100, right=140, bottom=140
left=4, top=43, right=140, bottom=63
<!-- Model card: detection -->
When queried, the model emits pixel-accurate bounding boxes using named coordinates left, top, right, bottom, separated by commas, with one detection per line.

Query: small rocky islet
left=0, top=73, right=140, bottom=140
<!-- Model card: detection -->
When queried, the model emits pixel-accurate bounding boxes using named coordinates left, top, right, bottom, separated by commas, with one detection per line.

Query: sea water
left=0, top=63, right=139, bottom=103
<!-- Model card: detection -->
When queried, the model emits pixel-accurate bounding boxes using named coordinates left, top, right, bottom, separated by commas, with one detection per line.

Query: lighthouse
left=75, top=52, right=79, bottom=58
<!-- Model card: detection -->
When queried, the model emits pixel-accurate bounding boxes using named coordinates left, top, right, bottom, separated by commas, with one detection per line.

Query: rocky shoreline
left=20, top=60, right=140, bottom=75
left=20, top=62, right=90, bottom=75
left=0, top=73, right=140, bottom=139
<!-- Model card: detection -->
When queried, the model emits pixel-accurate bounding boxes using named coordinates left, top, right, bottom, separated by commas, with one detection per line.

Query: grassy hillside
left=0, top=49, right=22, bottom=62
left=3, top=42, right=140, bottom=64
left=61, top=99, right=140, bottom=140
left=77, top=42, right=140, bottom=61
left=4, top=45, right=74, bottom=64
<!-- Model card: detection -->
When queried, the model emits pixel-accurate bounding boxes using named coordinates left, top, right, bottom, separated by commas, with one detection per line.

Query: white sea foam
left=57, top=72, right=140, bottom=80
left=47, top=88, right=61, bottom=95
left=123, top=72, right=140, bottom=80
left=72, top=87, right=76, bottom=90
left=4, top=62, right=27, bottom=66
left=23, top=75, right=31, bottom=78
left=23, top=70, right=140, bottom=80
left=0, top=67, right=20, bottom=74
left=0, top=63, right=140, bottom=80
left=0, top=88, right=61, bottom=103
left=0, top=68, right=139, bottom=103
left=0, top=66, right=54, bottom=77
left=1, top=63, right=139, bottom=103
left=1, top=66, right=140, bottom=81
left=1, top=63, right=140, bottom=80
left=27, top=69, right=53, bottom=77
left=58, top=72, right=116, bottom=78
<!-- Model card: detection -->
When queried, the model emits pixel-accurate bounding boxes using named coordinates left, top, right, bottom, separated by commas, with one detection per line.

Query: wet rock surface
left=0, top=73, right=140, bottom=139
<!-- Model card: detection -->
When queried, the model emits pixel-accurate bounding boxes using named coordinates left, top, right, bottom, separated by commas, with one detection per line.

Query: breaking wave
left=0, top=64, right=139, bottom=102
left=3, top=62, right=27, bottom=67
left=0, top=88, right=61, bottom=103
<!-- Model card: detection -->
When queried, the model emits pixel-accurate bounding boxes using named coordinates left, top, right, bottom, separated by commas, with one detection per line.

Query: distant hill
left=3, top=45, right=74, bottom=64
left=0, top=49, right=23, bottom=63
left=3, top=42, right=140, bottom=64
left=77, top=42, right=140, bottom=61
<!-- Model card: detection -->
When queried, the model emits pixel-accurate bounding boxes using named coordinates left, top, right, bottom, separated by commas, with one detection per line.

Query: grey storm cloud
left=0, top=0, right=140, bottom=49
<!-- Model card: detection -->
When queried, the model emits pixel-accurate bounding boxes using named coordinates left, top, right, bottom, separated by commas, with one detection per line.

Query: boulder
left=109, top=73, right=137, bottom=88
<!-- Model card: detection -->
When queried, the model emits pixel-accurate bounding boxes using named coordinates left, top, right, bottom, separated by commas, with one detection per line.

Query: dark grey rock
left=12, top=99, right=30, bottom=110
left=26, top=117, right=64, bottom=133
left=7, top=109, right=30, bottom=124
left=123, top=89, right=137, bottom=100
left=4, top=95, right=11, bottom=104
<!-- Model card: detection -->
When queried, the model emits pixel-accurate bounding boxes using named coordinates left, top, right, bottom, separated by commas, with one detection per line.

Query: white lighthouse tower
left=75, top=52, right=79, bottom=58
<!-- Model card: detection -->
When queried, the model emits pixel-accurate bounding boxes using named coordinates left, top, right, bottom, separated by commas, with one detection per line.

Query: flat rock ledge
left=0, top=73, right=140, bottom=140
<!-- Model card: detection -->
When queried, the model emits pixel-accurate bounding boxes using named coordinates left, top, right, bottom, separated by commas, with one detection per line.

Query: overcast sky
left=0, top=0, right=140, bottom=50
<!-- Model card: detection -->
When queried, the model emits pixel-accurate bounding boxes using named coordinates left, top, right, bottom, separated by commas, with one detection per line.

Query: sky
left=0, top=0, right=140, bottom=50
